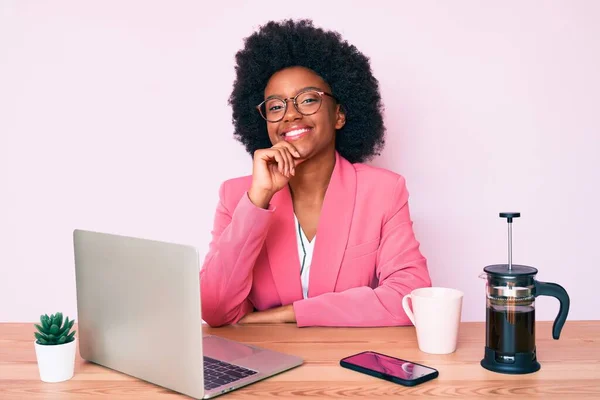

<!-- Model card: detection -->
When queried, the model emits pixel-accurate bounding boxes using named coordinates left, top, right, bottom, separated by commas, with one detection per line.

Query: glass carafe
left=485, top=267, right=536, bottom=357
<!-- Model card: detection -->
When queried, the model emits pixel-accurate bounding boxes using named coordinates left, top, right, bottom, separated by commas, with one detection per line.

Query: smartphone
left=340, top=351, right=439, bottom=386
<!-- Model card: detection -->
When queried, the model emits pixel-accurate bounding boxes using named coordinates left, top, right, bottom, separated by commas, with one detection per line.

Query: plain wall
left=1, top=1, right=599, bottom=323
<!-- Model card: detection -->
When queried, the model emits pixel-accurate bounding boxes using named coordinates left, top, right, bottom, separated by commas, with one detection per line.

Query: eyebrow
left=264, top=86, right=325, bottom=101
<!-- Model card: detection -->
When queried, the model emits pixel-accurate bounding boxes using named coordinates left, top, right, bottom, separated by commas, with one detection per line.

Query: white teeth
left=284, top=128, right=310, bottom=137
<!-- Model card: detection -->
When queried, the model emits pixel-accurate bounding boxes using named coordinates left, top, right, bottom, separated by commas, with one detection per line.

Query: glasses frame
left=256, top=89, right=338, bottom=123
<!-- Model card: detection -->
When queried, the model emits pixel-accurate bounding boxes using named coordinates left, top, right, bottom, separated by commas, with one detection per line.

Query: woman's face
left=263, top=66, right=345, bottom=160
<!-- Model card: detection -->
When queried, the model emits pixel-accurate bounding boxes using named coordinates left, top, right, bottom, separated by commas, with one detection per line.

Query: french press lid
left=484, top=264, right=537, bottom=278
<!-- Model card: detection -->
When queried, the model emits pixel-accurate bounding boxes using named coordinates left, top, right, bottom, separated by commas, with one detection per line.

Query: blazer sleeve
left=200, top=183, right=275, bottom=327
left=292, top=176, right=432, bottom=327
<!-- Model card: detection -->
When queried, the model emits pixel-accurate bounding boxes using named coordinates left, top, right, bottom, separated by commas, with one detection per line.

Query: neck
left=288, top=149, right=336, bottom=203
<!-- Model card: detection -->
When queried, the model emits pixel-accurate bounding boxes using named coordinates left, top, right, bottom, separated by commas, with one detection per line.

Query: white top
left=294, top=214, right=315, bottom=299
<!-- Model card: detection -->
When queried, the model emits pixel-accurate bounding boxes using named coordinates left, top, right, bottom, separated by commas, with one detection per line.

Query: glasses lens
left=261, top=98, right=286, bottom=122
left=296, top=91, right=322, bottom=115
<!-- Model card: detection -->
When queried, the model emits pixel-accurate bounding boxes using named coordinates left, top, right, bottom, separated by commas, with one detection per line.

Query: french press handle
left=534, top=281, right=570, bottom=339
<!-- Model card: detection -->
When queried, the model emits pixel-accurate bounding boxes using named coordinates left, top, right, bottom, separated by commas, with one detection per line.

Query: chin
left=294, top=144, right=311, bottom=156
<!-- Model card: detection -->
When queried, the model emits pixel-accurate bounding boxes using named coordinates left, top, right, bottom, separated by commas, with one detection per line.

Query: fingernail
left=295, top=151, right=301, bottom=157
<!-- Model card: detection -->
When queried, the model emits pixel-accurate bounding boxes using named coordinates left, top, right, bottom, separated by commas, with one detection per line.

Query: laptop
left=73, top=229, right=303, bottom=399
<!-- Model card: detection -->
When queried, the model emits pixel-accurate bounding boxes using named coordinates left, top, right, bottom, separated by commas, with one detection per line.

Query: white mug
left=402, top=287, right=464, bottom=354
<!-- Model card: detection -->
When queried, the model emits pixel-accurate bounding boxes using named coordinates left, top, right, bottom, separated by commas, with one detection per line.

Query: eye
left=297, top=91, right=321, bottom=106
left=265, top=99, right=285, bottom=113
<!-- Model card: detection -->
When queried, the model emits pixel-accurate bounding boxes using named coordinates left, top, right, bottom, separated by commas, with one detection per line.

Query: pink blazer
left=200, top=152, right=432, bottom=327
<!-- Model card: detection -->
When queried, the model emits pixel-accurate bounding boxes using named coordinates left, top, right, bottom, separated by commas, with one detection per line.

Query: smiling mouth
left=282, top=127, right=312, bottom=140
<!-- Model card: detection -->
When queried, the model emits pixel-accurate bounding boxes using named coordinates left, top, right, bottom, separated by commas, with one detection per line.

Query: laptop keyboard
left=203, top=356, right=258, bottom=391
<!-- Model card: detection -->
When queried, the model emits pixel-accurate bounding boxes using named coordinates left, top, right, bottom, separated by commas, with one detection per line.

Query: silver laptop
left=73, top=229, right=303, bottom=399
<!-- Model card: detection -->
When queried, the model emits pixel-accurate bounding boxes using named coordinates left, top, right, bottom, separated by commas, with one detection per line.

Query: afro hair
left=228, top=19, right=385, bottom=164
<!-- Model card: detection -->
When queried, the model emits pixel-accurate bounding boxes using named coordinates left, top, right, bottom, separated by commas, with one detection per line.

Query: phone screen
left=342, top=351, right=436, bottom=381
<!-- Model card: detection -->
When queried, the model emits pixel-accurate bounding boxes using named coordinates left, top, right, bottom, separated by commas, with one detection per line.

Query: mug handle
left=402, top=294, right=416, bottom=325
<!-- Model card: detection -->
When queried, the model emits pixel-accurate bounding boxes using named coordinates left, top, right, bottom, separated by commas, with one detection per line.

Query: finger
left=272, top=151, right=285, bottom=176
left=282, top=144, right=302, bottom=171
left=257, top=148, right=290, bottom=178
left=275, top=141, right=301, bottom=159
left=256, top=149, right=275, bottom=163
left=282, top=146, right=296, bottom=176
left=262, top=149, right=282, bottom=175
left=277, top=147, right=291, bottom=177
left=273, top=144, right=299, bottom=175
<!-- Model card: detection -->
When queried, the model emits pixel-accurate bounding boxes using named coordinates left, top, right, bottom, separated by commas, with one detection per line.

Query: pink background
left=1, top=1, right=599, bottom=323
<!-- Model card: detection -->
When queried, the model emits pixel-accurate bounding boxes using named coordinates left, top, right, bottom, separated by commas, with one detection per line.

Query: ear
left=334, top=104, right=346, bottom=130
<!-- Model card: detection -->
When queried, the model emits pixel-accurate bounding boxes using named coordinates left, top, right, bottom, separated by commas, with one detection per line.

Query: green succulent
left=34, top=312, right=76, bottom=345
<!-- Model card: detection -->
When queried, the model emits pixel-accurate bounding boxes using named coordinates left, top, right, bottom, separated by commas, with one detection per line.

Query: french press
left=480, top=212, right=570, bottom=374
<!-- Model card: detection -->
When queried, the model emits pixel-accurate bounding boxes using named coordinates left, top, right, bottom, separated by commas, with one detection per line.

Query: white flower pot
left=34, top=338, right=77, bottom=382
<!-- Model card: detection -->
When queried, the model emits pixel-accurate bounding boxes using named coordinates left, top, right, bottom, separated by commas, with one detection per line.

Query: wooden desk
left=1, top=321, right=599, bottom=399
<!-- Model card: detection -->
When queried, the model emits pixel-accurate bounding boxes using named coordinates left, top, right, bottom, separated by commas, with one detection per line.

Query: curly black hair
left=228, top=19, right=385, bottom=164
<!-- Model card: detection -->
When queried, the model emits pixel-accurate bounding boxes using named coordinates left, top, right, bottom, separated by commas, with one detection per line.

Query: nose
left=283, top=99, right=302, bottom=122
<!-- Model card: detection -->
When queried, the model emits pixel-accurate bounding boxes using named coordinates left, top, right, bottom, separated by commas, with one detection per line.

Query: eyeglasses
left=256, top=89, right=337, bottom=123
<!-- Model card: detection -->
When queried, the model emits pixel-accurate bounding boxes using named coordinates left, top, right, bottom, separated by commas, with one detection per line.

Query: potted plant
left=34, top=312, right=77, bottom=382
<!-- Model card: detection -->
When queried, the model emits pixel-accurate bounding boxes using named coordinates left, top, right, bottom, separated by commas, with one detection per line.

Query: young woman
left=200, top=19, right=431, bottom=327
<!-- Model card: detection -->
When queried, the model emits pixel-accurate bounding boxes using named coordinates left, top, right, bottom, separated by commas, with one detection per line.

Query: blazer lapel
left=265, top=185, right=304, bottom=305
left=308, top=152, right=356, bottom=297
left=265, top=152, right=357, bottom=303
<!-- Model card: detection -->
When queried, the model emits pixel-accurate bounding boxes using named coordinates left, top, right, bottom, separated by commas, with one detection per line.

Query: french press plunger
left=480, top=212, right=570, bottom=374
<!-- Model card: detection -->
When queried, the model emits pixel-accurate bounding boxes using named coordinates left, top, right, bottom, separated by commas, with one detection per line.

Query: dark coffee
left=486, top=307, right=535, bottom=354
